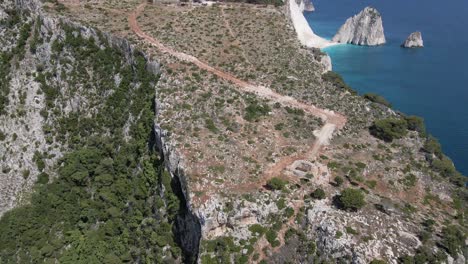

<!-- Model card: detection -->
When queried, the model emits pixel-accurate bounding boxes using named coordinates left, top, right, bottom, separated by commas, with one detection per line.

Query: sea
left=305, top=0, right=468, bottom=175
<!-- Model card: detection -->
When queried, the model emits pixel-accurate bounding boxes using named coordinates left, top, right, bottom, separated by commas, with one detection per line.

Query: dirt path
left=129, top=1, right=346, bottom=189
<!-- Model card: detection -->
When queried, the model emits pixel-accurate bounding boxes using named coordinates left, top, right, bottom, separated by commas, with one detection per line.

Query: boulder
left=332, top=7, right=386, bottom=46
left=401, top=31, right=424, bottom=48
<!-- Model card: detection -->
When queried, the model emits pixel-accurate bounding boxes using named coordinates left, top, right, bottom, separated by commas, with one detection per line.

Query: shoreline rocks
left=401, top=31, right=424, bottom=48
left=332, top=7, right=386, bottom=46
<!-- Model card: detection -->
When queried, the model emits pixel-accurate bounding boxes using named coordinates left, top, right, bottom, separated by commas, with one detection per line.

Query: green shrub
left=36, top=172, right=49, bottom=184
left=322, top=71, right=356, bottom=94
left=334, top=176, right=344, bottom=186
left=369, top=118, right=408, bottom=142
left=335, top=231, right=343, bottom=238
left=423, top=136, right=442, bottom=158
left=205, top=118, right=218, bottom=133
left=338, top=188, right=366, bottom=211
left=284, top=207, right=294, bottom=218
left=365, top=180, right=377, bottom=189
left=405, top=115, right=426, bottom=135
left=399, top=174, right=417, bottom=187
left=363, top=93, right=391, bottom=107
left=265, top=230, right=280, bottom=247
left=345, top=226, right=359, bottom=235
left=431, top=156, right=456, bottom=177
left=276, top=198, right=286, bottom=209
left=244, top=102, right=270, bottom=122
left=441, top=225, right=466, bottom=256
left=249, top=224, right=266, bottom=235
left=311, top=188, right=325, bottom=200
left=266, top=177, right=287, bottom=191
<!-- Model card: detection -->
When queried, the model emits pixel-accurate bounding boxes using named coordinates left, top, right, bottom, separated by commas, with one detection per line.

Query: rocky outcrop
left=310, top=48, right=332, bottom=73
left=320, top=53, right=332, bottom=73
left=297, top=0, right=314, bottom=12
left=401, top=31, right=423, bottom=48
left=332, top=7, right=386, bottom=46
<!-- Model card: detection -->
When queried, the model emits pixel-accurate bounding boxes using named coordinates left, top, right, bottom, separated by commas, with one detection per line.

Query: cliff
left=332, top=7, right=386, bottom=46
left=402, top=31, right=424, bottom=48
left=0, top=0, right=201, bottom=262
left=288, top=0, right=332, bottom=48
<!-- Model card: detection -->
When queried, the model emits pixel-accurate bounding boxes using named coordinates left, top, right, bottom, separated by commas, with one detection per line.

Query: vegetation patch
left=369, top=118, right=408, bottom=142
left=363, top=93, right=391, bottom=107
left=336, top=188, right=366, bottom=211
left=266, top=177, right=288, bottom=191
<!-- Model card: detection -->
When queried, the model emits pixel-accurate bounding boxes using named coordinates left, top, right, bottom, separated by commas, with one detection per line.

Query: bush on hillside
left=322, top=71, right=356, bottom=94
left=337, top=188, right=366, bottom=211
left=363, top=93, right=392, bottom=107
left=423, top=136, right=443, bottom=158
left=244, top=102, right=271, bottom=122
left=431, top=156, right=456, bottom=177
left=334, top=176, right=344, bottom=186
left=441, top=225, right=466, bottom=256
left=311, top=188, right=325, bottom=199
left=404, top=115, right=426, bottom=135
left=369, top=118, right=408, bottom=142
left=266, top=177, right=288, bottom=191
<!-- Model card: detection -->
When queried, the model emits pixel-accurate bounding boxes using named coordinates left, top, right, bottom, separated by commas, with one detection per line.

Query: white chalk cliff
left=402, top=31, right=424, bottom=48
left=332, top=7, right=386, bottom=46
left=288, top=0, right=332, bottom=48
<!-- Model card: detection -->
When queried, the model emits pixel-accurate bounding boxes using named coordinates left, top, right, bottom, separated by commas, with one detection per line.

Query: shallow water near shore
left=305, top=0, right=468, bottom=175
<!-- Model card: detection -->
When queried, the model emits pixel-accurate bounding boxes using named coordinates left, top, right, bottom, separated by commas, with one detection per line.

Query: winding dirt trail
left=129, top=1, right=346, bottom=184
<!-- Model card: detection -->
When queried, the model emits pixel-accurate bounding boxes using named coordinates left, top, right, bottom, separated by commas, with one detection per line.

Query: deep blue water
left=305, top=0, right=468, bottom=175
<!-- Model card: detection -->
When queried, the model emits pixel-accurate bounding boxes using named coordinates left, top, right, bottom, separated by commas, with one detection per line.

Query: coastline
left=288, top=0, right=340, bottom=49
left=295, top=1, right=467, bottom=179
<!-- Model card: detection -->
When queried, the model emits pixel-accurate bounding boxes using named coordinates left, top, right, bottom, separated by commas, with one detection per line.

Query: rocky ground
left=0, top=0, right=466, bottom=263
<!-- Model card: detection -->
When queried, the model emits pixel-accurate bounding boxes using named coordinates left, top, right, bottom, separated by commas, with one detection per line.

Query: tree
left=338, top=188, right=366, bottom=211
left=311, top=188, right=325, bottom=199
left=369, top=118, right=408, bottom=142
left=266, top=177, right=288, bottom=191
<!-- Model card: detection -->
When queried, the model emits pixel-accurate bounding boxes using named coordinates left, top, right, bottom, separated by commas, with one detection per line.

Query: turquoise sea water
left=305, top=0, right=468, bottom=175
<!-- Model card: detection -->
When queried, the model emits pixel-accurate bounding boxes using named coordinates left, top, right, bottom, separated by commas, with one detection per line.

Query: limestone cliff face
left=402, top=31, right=424, bottom=48
left=332, top=7, right=386, bottom=46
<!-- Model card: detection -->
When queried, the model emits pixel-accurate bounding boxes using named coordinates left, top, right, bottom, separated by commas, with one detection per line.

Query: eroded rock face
left=332, top=7, right=386, bottom=46
left=401, top=31, right=424, bottom=48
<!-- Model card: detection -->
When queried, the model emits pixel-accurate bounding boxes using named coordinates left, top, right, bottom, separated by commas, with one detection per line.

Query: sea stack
left=332, top=7, right=386, bottom=46
left=303, top=0, right=315, bottom=12
left=297, top=0, right=315, bottom=12
left=402, top=32, right=424, bottom=48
